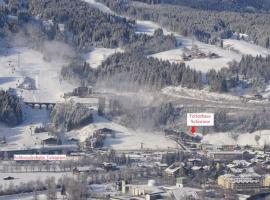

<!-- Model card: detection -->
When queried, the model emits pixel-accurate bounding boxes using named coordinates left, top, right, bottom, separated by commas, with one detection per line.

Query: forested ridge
left=131, top=0, right=270, bottom=12
left=61, top=52, right=203, bottom=90
left=51, top=103, right=93, bottom=131
left=27, top=0, right=134, bottom=50
left=0, top=91, right=22, bottom=126
left=98, top=0, right=270, bottom=48
left=26, top=0, right=176, bottom=53
left=62, top=51, right=270, bottom=94
left=0, top=0, right=176, bottom=54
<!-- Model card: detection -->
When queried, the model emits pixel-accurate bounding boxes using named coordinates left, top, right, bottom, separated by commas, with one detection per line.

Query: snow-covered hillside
left=82, top=0, right=114, bottom=14
left=136, top=20, right=171, bottom=35
left=0, top=105, right=50, bottom=151
left=223, top=39, right=270, bottom=57
left=66, top=113, right=178, bottom=150
left=140, top=21, right=269, bottom=72
left=202, top=130, right=270, bottom=146
left=82, top=0, right=270, bottom=73
left=84, top=48, right=123, bottom=68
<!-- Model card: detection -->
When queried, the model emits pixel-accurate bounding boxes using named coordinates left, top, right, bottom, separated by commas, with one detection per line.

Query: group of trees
left=25, top=0, right=176, bottom=53
left=0, top=0, right=30, bottom=37
left=99, top=0, right=270, bottom=48
left=50, top=102, right=93, bottom=131
left=27, top=0, right=135, bottom=50
left=107, top=93, right=270, bottom=133
left=61, top=52, right=203, bottom=90
left=211, top=55, right=270, bottom=92
left=126, top=28, right=177, bottom=54
left=0, top=90, right=22, bottom=126
left=107, top=96, right=179, bottom=129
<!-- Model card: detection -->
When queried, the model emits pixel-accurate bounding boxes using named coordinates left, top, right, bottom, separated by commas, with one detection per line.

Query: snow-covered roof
left=208, top=151, right=244, bottom=155
left=173, top=187, right=201, bottom=200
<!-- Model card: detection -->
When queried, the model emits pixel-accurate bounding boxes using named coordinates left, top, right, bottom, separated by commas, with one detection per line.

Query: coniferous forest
left=0, top=90, right=22, bottom=126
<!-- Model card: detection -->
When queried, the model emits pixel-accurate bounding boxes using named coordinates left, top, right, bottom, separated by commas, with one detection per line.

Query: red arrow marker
left=191, top=126, right=196, bottom=135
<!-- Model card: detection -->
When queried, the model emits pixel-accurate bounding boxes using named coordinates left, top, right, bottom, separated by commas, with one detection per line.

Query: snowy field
left=84, top=47, right=123, bottom=68
left=0, top=183, right=117, bottom=200
left=202, top=130, right=270, bottom=146
left=223, top=39, right=270, bottom=57
left=136, top=21, right=270, bottom=72
left=67, top=114, right=178, bottom=150
left=0, top=172, right=72, bottom=189
left=104, top=130, right=178, bottom=150
left=136, top=20, right=171, bottom=35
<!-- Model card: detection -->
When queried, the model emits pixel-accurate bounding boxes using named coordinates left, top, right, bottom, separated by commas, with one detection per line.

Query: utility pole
left=140, top=142, right=144, bottom=150
left=18, top=51, right=20, bottom=69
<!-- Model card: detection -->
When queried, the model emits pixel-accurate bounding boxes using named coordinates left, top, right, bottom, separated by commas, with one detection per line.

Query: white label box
left=187, top=113, right=214, bottom=126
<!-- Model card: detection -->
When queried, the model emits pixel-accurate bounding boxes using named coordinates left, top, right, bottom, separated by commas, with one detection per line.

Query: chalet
left=254, top=94, right=263, bottom=100
left=208, top=52, right=219, bottom=58
left=41, top=137, right=59, bottom=146
left=72, top=167, right=80, bottom=175
left=73, top=86, right=93, bottom=97
left=102, top=162, right=118, bottom=171
left=197, top=52, right=207, bottom=58
left=155, top=162, right=168, bottom=170
left=68, top=138, right=79, bottom=144
left=187, top=158, right=202, bottom=167
left=165, top=163, right=184, bottom=176
left=94, top=128, right=115, bottom=137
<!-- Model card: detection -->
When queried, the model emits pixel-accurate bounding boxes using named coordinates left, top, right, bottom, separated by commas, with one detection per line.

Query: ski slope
left=223, top=39, right=270, bottom=57
left=0, top=46, right=74, bottom=102
left=0, top=45, right=75, bottom=151
left=82, top=0, right=114, bottom=14
left=84, top=48, right=123, bottom=68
